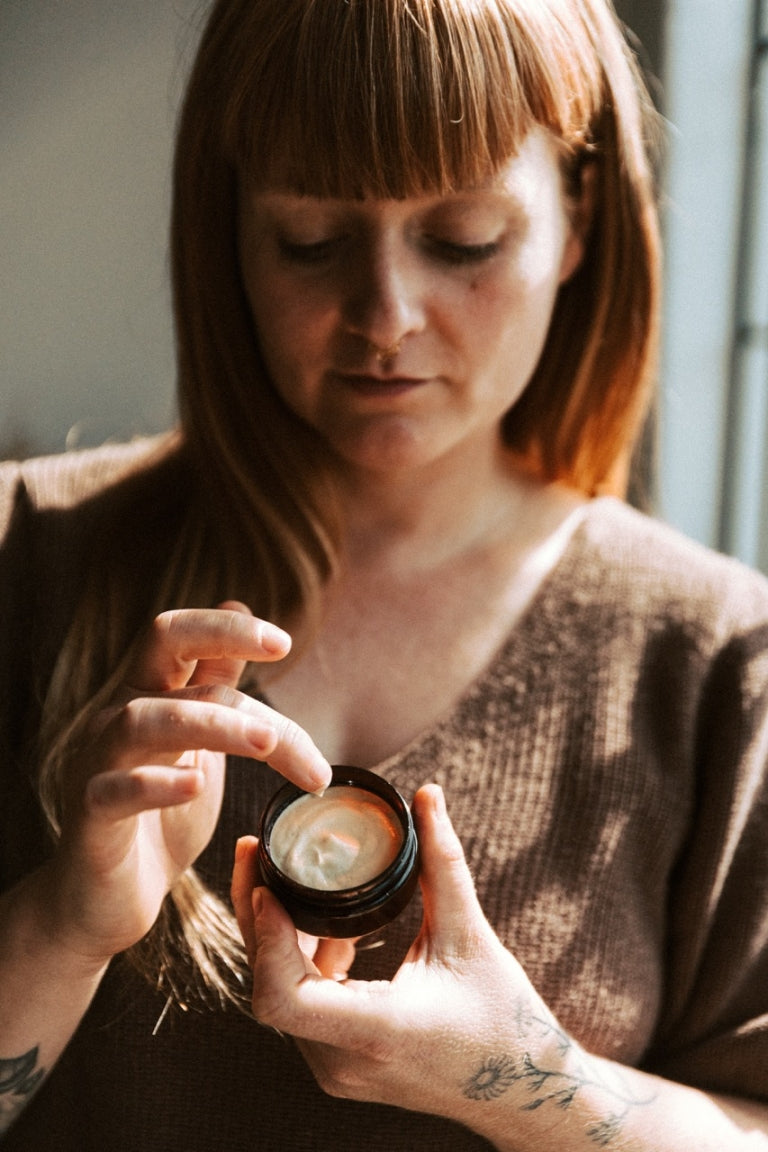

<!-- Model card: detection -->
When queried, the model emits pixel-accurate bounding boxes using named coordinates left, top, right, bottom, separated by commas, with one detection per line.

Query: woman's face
left=239, top=128, right=587, bottom=477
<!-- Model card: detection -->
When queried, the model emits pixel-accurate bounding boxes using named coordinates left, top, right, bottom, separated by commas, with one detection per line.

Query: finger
left=271, top=929, right=348, bottom=977
left=98, top=690, right=332, bottom=793
left=231, top=836, right=261, bottom=965
left=296, top=930, right=321, bottom=961
left=84, top=764, right=205, bottom=820
left=312, top=936, right=358, bottom=982
left=187, top=601, right=260, bottom=690
left=97, top=692, right=291, bottom=770
left=251, top=890, right=385, bottom=1045
left=128, top=606, right=292, bottom=693
left=411, top=784, right=485, bottom=959
left=251, top=887, right=320, bottom=1020
left=252, top=707, right=331, bottom=793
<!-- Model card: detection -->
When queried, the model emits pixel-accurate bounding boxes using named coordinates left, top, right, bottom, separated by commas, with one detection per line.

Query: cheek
left=458, top=261, right=563, bottom=402
left=244, top=276, right=330, bottom=400
left=247, top=276, right=307, bottom=353
left=464, top=261, right=559, bottom=349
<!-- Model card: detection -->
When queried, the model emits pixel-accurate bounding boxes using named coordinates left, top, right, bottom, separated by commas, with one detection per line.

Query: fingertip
left=412, top=782, right=467, bottom=874
left=215, top=600, right=290, bottom=659
left=413, top=782, right=447, bottom=821
left=235, top=834, right=259, bottom=863
left=413, top=783, right=454, bottom=845
left=177, top=766, right=206, bottom=797
left=258, top=620, right=292, bottom=658
left=308, top=758, right=333, bottom=796
left=83, top=771, right=114, bottom=811
left=84, top=765, right=205, bottom=820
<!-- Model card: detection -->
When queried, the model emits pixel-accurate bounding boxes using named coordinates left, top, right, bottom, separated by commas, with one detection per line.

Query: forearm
left=458, top=1030, right=768, bottom=1152
left=0, top=868, right=108, bottom=1135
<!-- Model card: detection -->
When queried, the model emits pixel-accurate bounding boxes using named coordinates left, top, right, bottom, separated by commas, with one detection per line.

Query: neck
left=332, top=442, right=562, bottom=573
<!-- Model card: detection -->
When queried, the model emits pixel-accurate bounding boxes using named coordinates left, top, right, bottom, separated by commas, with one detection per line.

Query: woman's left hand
left=231, top=783, right=550, bottom=1126
left=232, top=789, right=768, bottom=1151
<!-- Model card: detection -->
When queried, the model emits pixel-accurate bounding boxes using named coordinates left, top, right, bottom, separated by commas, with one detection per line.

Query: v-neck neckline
left=253, top=496, right=618, bottom=778
left=366, top=496, right=614, bottom=776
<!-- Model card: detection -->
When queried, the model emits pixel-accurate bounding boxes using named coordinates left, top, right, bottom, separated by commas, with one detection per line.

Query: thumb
left=250, top=887, right=322, bottom=1024
left=412, top=784, right=487, bottom=959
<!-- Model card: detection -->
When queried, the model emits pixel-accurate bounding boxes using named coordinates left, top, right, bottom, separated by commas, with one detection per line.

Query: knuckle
left=251, top=984, right=294, bottom=1032
left=111, top=697, right=148, bottom=743
left=187, top=682, right=241, bottom=709
left=273, top=715, right=307, bottom=755
left=314, top=1062, right=364, bottom=1100
left=312, top=1039, right=393, bottom=1100
left=147, top=611, right=195, bottom=682
left=151, top=609, right=178, bottom=645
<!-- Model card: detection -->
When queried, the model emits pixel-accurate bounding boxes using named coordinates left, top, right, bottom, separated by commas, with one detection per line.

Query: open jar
left=256, top=765, right=419, bottom=938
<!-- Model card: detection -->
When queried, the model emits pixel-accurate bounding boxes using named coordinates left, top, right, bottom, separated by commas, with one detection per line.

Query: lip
left=334, top=373, right=431, bottom=396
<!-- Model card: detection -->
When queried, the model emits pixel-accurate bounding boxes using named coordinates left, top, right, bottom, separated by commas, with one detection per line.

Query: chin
left=325, top=417, right=438, bottom=474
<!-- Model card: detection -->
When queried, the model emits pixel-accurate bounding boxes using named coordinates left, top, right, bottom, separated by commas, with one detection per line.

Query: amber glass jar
left=256, top=765, right=419, bottom=938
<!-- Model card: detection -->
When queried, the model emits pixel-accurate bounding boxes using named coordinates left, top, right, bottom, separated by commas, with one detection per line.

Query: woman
left=2, top=0, right=768, bottom=1148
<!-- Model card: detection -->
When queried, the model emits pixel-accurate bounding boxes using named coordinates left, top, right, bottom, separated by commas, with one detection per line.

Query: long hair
left=38, top=0, right=661, bottom=1009
left=173, top=0, right=661, bottom=522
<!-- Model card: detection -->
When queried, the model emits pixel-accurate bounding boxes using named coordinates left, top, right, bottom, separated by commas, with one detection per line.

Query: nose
left=342, top=234, right=426, bottom=353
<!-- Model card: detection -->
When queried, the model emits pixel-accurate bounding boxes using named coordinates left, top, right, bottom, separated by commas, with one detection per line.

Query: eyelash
left=277, top=237, right=500, bottom=267
left=429, top=240, right=500, bottom=266
left=277, top=239, right=338, bottom=265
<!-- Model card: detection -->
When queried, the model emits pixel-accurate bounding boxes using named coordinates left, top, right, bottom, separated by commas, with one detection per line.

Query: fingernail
left=431, top=783, right=447, bottom=820
left=235, top=837, right=248, bottom=862
left=309, top=761, right=333, bottom=796
left=260, top=623, right=292, bottom=656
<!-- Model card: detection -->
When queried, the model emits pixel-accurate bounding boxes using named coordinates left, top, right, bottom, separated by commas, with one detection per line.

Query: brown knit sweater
left=2, top=439, right=768, bottom=1151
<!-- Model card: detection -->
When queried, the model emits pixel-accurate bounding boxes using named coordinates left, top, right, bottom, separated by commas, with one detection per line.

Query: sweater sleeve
left=0, top=438, right=177, bottom=893
left=642, top=586, right=768, bottom=1100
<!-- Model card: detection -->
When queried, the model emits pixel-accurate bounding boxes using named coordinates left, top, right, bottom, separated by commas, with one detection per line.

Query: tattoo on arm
left=0, top=1047, right=46, bottom=1133
left=461, top=1007, right=656, bottom=1148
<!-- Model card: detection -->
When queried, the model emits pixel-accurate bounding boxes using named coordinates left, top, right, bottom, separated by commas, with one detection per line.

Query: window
left=660, top=0, right=768, bottom=573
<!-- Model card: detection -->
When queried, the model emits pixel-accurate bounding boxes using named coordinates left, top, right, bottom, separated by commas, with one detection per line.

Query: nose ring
left=371, top=340, right=402, bottom=365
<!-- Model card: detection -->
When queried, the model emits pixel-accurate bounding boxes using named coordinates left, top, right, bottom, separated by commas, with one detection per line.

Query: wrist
left=4, top=865, right=114, bottom=982
left=458, top=1002, right=656, bottom=1152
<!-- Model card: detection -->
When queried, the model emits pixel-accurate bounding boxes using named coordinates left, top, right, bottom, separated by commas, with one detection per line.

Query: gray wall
left=1, top=0, right=205, bottom=456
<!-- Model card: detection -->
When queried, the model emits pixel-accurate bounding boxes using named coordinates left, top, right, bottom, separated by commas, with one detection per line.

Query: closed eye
left=427, top=239, right=501, bottom=266
left=277, top=237, right=341, bottom=264
left=276, top=235, right=500, bottom=267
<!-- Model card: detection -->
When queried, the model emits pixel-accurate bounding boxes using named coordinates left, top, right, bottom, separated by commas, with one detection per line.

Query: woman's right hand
left=41, top=601, right=331, bottom=970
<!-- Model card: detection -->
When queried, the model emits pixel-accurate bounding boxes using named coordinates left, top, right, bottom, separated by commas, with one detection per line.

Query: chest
left=259, top=548, right=548, bottom=767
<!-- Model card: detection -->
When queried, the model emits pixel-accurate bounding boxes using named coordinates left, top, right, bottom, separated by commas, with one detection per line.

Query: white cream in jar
left=268, top=785, right=404, bottom=890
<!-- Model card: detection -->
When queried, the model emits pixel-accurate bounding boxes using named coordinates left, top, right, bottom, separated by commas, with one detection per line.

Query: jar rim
left=256, top=765, right=420, bottom=937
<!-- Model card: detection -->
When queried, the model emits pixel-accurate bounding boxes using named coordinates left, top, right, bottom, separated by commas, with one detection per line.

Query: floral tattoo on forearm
left=462, top=1005, right=656, bottom=1147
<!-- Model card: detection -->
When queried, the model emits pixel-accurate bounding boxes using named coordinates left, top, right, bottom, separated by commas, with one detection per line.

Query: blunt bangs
left=220, top=0, right=607, bottom=198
